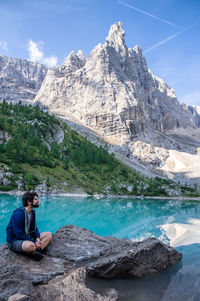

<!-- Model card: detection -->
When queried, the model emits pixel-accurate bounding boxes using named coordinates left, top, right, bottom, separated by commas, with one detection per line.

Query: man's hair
left=22, top=191, right=38, bottom=207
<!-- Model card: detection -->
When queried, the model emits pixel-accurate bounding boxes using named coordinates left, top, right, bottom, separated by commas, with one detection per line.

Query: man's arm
left=12, top=211, right=33, bottom=241
left=34, top=225, right=41, bottom=249
left=33, top=227, right=40, bottom=240
left=32, top=211, right=40, bottom=239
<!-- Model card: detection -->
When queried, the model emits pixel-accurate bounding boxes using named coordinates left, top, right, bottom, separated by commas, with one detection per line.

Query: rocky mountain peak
left=133, top=45, right=143, bottom=54
left=105, top=21, right=127, bottom=55
left=128, top=45, right=148, bottom=73
left=62, top=50, right=85, bottom=71
left=77, top=49, right=85, bottom=61
left=34, top=21, right=200, bottom=136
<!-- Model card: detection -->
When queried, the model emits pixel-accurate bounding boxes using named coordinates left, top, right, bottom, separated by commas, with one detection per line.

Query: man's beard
left=32, top=203, right=39, bottom=208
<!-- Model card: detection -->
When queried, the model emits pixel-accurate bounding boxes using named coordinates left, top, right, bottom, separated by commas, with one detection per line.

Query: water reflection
left=86, top=249, right=200, bottom=301
left=86, top=260, right=182, bottom=301
left=161, top=244, right=200, bottom=301
left=162, top=219, right=200, bottom=247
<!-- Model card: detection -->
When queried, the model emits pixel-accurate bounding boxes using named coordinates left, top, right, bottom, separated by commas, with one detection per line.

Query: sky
left=0, top=0, right=200, bottom=106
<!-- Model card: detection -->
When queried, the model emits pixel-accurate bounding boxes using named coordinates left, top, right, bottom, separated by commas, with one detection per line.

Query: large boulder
left=0, top=225, right=182, bottom=301
left=47, top=225, right=182, bottom=278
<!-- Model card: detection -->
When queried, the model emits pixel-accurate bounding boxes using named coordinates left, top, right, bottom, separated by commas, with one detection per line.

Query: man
left=6, top=191, right=52, bottom=260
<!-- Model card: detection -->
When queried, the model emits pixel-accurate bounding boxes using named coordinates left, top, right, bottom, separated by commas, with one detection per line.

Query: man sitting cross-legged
left=6, top=191, right=52, bottom=260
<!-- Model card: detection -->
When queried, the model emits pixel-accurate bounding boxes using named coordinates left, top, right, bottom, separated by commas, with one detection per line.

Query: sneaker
left=37, top=248, right=47, bottom=255
left=31, top=250, right=44, bottom=261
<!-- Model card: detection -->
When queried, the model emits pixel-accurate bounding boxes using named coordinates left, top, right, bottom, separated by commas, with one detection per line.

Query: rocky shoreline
left=0, top=225, right=182, bottom=301
left=0, top=190, right=200, bottom=201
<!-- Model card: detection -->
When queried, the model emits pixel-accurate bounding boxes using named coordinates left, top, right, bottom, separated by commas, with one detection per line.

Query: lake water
left=1, top=194, right=200, bottom=301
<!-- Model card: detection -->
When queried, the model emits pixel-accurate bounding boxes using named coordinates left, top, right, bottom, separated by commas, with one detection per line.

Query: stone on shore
left=48, top=225, right=182, bottom=278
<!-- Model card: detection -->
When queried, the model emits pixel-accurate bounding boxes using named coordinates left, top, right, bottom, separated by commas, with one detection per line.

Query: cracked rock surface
left=0, top=225, right=182, bottom=301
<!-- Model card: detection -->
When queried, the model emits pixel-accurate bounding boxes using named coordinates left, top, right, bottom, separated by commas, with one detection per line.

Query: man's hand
left=35, top=237, right=42, bottom=250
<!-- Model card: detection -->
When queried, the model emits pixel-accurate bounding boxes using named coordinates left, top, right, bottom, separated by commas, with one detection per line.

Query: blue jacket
left=6, top=206, right=40, bottom=243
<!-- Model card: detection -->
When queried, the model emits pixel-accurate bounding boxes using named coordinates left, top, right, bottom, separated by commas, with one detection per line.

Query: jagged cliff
left=0, top=54, right=47, bottom=103
left=34, top=22, right=200, bottom=185
left=35, top=23, right=199, bottom=135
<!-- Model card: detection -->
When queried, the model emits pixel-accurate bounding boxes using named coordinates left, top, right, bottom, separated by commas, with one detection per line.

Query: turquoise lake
left=1, top=194, right=200, bottom=300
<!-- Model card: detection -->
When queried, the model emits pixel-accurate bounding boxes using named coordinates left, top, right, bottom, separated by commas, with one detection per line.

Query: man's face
left=32, top=195, right=39, bottom=208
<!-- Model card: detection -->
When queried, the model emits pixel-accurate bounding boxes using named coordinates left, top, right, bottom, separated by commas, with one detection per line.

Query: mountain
left=34, top=22, right=200, bottom=186
left=0, top=54, right=47, bottom=103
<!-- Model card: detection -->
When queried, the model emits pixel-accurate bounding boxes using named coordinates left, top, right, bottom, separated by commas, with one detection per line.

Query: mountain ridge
left=0, top=54, right=47, bottom=103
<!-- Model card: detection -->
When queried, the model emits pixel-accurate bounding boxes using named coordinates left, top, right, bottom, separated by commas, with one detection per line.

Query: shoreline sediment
left=0, top=190, right=200, bottom=201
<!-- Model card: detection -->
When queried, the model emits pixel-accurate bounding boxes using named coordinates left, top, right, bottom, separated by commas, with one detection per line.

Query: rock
left=6, top=172, right=14, bottom=178
left=0, top=54, right=47, bottom=103
left=48, top=225, right=182, bottom=278
left=0, top=244, right=113, bottom=301
left=0, top=166, right=15, bottom=187
left=3, top=178, right=11, bottom=186
left=0, top=244, right=66, bottom=298
left=35, top=182, right=48, bottom=194
left=127, top=185, right=132, bottom=192
left=36, top=267, right=115, bottom=301
left=16, top=175, right=24, bottom=191
left=0, top=170, right=4, bottom=181
left=87, top=238, right=180, bottom=278
left=48, top=124, right=65, bottom=145
left=0, top=225, right=182, bottom=301
left=53, top=126, right=65, bottom=144
left=8, top=294, right=30, bottom=301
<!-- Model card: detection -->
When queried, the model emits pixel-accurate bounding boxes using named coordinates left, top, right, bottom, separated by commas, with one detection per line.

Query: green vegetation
left=0, top=100, right=199, bottom=196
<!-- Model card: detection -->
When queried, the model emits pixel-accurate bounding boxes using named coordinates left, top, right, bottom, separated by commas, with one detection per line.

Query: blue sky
left=0, top=0, right=200, bottom=106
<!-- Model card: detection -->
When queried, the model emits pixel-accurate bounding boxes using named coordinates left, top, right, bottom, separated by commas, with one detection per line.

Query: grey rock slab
left=87, top=237, right=182, bottom=278
left=47, top=225, right=182, bottom=278
left=0, top=244, right=115, bottom=301
left=0, top=244, right=68, bottom=300
left=37, top=267, right=115, bottom=301
left=0, top=225, right=182, bottom=300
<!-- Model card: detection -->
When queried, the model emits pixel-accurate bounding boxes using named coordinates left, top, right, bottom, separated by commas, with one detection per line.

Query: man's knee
left=41, top=231, right=52, bottom=241
left=47, top=232, right=53, bottom=241
left=22, top=241, right=36, bottom=254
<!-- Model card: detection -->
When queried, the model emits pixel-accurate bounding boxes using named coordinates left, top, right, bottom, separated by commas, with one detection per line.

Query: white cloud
left=43, top=56, right=58, bottom=68
left=28, top=40, right=57, bottom=67
left=28, top=40, right=43, bottom=61
left=0, top=41, right=8, bottom=51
